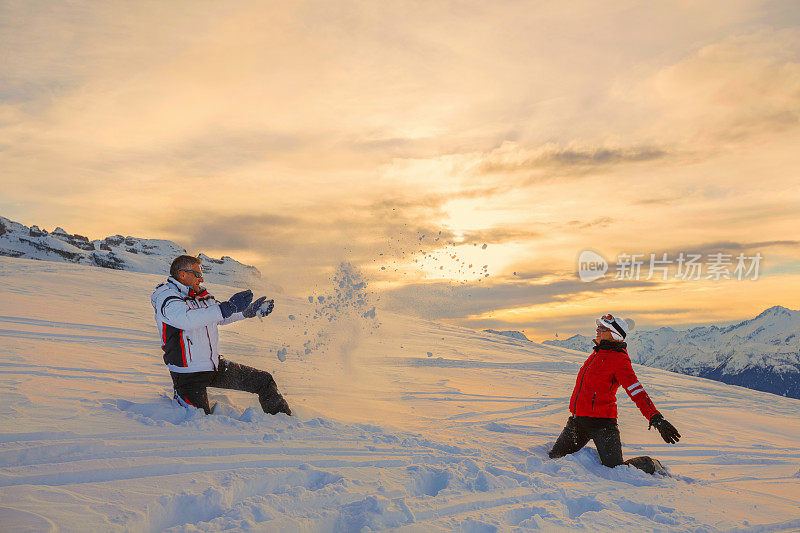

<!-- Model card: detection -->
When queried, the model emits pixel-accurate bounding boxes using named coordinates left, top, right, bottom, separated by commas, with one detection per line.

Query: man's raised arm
left=157, top=293, right=225, bottom=330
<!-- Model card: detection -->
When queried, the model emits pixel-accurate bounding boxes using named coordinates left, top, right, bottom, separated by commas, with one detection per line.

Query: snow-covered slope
left=1, top=257, right=800, bottom=531
left=544, top=307, right=800, bottom=399
left=0, top=216, right=260, bottom=286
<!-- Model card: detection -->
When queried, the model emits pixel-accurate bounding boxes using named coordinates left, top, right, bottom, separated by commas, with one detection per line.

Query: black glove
left=243, top=296, right=271, bottom=318
left=649, top=413, right=681, bottom=444
left=258, top=299, right=275, bottom=317
left=219, top=290, right=253, bottom=319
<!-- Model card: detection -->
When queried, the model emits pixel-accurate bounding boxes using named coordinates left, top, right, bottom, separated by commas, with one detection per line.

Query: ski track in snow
left=1, top=257, right=800, bottom=532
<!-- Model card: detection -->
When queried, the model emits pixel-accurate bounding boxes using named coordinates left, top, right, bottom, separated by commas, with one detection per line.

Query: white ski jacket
left=151, top=277, right=246, bottom=373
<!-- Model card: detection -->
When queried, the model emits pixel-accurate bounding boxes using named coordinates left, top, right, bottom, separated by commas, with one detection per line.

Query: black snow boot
left=260, top=382, right=292, bottom=416
left=624, top=456, right=666, bottom=475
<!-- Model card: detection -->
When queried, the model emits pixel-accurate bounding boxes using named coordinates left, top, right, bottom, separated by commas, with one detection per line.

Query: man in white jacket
left=151, top=255, right=291, bottom=415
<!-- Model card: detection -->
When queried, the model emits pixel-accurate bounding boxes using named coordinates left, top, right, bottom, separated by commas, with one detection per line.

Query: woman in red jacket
left=548, top=314, right=680, bottom=472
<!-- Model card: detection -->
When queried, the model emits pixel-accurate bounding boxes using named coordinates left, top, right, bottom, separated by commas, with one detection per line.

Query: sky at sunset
left=2, top=0, right=800, bottom=340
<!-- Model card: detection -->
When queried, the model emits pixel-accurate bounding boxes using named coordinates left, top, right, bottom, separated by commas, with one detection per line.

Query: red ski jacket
left=568, top=340, right=659, bottom=420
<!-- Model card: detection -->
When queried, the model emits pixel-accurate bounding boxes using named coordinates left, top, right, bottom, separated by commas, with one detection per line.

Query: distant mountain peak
left=756, top=305, right=792, bottom=318
left=483, top=329, right=531, bottom=342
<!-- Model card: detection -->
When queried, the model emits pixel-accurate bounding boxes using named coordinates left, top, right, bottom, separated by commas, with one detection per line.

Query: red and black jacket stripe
left=161, top=322, right=189, bottom=367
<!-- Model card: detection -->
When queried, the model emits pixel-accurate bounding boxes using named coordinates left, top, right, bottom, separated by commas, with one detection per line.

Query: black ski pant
left=170, top=358, right=290, bottom=415
left=548, top=415, right=624, bottom=467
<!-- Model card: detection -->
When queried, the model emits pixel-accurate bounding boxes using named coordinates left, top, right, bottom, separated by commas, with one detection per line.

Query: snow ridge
left=0, top=215, right=260, bottom=285
left=483, top=329, right=531, bottom=342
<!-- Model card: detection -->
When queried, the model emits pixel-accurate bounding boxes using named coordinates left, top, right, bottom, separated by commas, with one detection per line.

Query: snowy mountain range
left=544, top=306, right=800, bottom=399
left=0, top=215, right=261, bottom=285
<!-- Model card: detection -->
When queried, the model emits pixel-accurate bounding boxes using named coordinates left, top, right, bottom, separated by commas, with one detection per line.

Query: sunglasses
left=597, top=324, right=612, bottom=332
left=180, top=269, right=204, bottom=278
